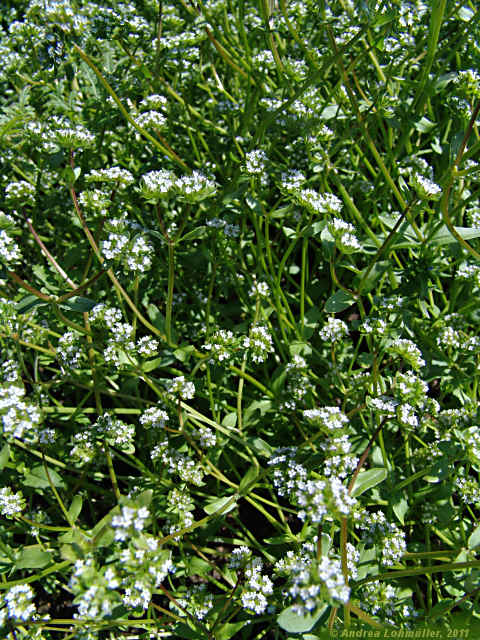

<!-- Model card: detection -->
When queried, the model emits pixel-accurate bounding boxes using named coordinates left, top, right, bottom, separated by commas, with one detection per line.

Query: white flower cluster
left=71, top=516, right=173, bottom=617
left=249, top=280, right=269, bottom=298
left=167, top=486, right=194, bottom=531
left=0, top=228, right=22, bottom=264
left=468, top=204, right=480, bottom=228
left=295, top=476, right=356, bottom=523
left=388, top=338, right=425, bottom=370
left=53, top=120, right=95, bottom=149
left=174, top=583, right=213, bottom=620
left=1, top=584, right=36, bottom=623
left=90, top=304, right=150, bottom=367
left=111, top=505, right=150, bottom=541
left=288, top=553, right=350, bottom=615
left=243, top=325, right=274, bottom=363
left=281, top=355, right=314, bottom=410
left=275, top=539, right=316, bottom=575
left=57, top=330, right=84, bottom=370
left=152, top=439, right=204, bottom=486
left=268, top=447, right=307, bottom=497
left=240, top=557, right=273, bottom=615
left=5, top=180, right=36, bottom=205
left=78, top=188, right=110, bottom=215
left=318, top=317, right=348, bottom=342
left=437, top=325, right=462, bottom=349
left=136, top=335, right=159, bottom=357
left=85, top=166, right=135, bottom=189
left=70, top=409, right=136, bottom=462
left=203, top=329, right=239, bottom=363
left=229, top=545, right=252, bottom=568
left=456, top=69, right=480, bottom=98
left=455, top=475, right=480, bottom=505
left=253, top=49, right=275, bottom=72
left=245, top=149, right=267, bottom=179
left=356, top=511, right=406, bottom=566
left=321, top=434, right=359, bottom=479
left=0, top=380, right=42, bottom=442
left=360, top=582, right=396, bottom=622
left=395, top=371, right=428, bottom=406
left=457, top=262, right=480, bottom=286
left=462, top=426, right=480, bottom=463
left=410, top=173, right=442, bottom=200
left=396, top=402, right=418, bottom=428
left=360, top=316, right=387, bottom=336
left=176, top=170, right=217, bottom=202
left=328, top=217, right=361, bottom=253
left=140, top=169, right=216, bottom=203
left=192, top=425, right=216, bottom=448
left=100, top=213, right=153, bottom=273
left=90, top=304, right=122, bottom=330
left=0, top=487, right=25, bottom=518
left=381, top=524, right=407, bottom=566
left=141, top=169, right=176, bottom=200
left=0, top=212, right=22, bottom=264
left=304, top=406, right=349, bottom=431
left=92, top=412, right=135, bottom=450
left=140, top=406, right=169, bottom=429
left=281, top=169, right=305, bottom=191
left=134, top=110, right=166, bottom=129
left=167, top=375, right=195, bottom=400
left=206, top=217, right=241, bottom=237
left=140, top=94, right=168, bottom=110
left=295, top=188, right=343, bottom=216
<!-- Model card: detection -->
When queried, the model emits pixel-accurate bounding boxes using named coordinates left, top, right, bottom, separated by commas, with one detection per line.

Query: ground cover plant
left=1, top=0, right=480, bottom=638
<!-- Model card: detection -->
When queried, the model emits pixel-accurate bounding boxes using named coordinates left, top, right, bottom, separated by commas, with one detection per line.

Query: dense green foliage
left=1, top=0, right=480, bottom=638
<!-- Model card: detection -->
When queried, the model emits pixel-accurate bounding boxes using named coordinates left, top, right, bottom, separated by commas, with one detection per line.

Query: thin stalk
left=165, top=239, right=175, bottom=345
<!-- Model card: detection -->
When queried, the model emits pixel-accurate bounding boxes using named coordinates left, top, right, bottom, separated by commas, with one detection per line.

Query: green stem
left=165, top=239, right=175, bottom=345
left=42, top=453, right=74, bottom=527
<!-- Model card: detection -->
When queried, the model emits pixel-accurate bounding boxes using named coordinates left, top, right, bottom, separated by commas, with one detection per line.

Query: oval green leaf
left=351, top=468, right=387, bottom=497
left=277, top=604, right=327, bottom=633
left=324, top=290, right=356, bottom=313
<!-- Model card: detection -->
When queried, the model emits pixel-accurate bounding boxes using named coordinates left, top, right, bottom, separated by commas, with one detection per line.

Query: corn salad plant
left=1, top=0, right=480, bottom=638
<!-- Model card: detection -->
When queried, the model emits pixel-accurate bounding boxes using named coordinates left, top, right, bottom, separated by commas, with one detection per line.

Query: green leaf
left=468, top=524, right=480, bottom=550
left=222, top=412, right=237, bottom=428
left=136, top=489, right=153, bottom=508
left=239, top=465, right=259, bottom=494
left=173, top=345, right=195, bottom=363
left=247, top=437, right=273, bottom=458
left=0, top=443, right=10, bottom=471
left=68, top=495, right=83, bottom=523
left=429, top=225, right=480, bottom=247
left=320, top=226, right=335, bottom=258
left=24, top=465, right=66, bottom=489
left=324, top=290, right=356, bottom=313
left=351, top=468, right=387, bottom=497
left=16, top=545, right=53, bottom=569
left=16, top=295, right=49, bottom=314
left=178, top=225, right=207, bottom=243
left=414, top=116, right=435, bottom=132
left=172, top=624, right=203, bottom=639
left=204, top=495, right=237, bottom=516
left=140, top=356, right=163, bottom=372
left=61, top=296, right=98, bottom=312
left=289, top=341, right=312, bottom=356
left=146, top=304, right=166, bottom=332
left=392, top=494, right=408, bottom=525
left=277, top=604, right=327, bottom=633
left=185, top=556, right=211, bottom=577
left=282, top=226, right=297, bottom=239
left=216, top=621, right=250, bottom=639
